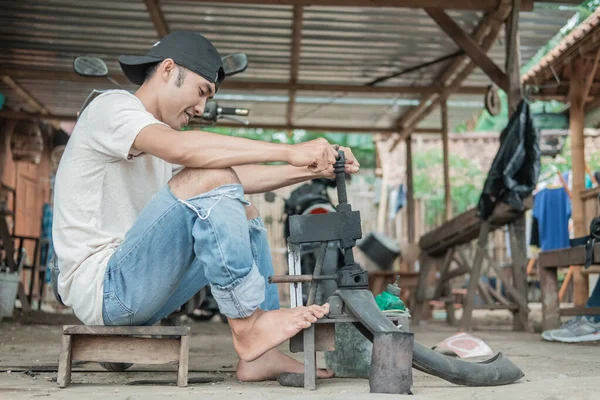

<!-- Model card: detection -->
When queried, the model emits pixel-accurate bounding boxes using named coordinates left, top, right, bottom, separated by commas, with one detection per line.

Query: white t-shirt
left=53, top=90, right=177, bottom=325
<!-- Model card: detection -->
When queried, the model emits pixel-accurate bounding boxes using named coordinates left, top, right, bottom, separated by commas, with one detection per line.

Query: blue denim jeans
left=102, top=184, right=280, bottom=326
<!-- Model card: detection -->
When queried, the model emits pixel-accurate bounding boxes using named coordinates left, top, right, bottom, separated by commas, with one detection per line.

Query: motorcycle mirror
left=202, top=101, right=218, bottom=119
left=73, top=56, right=109, bottom=77
left=264, top=192, right=277, bottom=203
left=222, top=53, right=248, bottom=77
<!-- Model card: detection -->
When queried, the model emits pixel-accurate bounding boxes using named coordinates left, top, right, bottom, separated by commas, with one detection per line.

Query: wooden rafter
left=0, top=109, right=441, bottom=134
left=584, top=47, right=600, bottom=101
left=394, top=12, right=496, bottom=133
left=182, top=0, right=536, bottom=11
left=441, top=97, right=451, bottom=221
left=0, top=76, right=61, bottom=130
left=0, top=67, right=488, bottom=95
left=391, top=1, right=511, bottom=148
left=425, top=8, right=508, bottom=91
left=505, top=0, right=522, bottom=112
left=286, top=5, right=303, bottom=127
left=145, top=0, right=170, bottom=38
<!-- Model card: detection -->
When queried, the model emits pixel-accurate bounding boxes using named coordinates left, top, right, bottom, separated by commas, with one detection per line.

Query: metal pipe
left=268, top=274, right=336, bottom=284
left=307, top=242, right=328, bottom=306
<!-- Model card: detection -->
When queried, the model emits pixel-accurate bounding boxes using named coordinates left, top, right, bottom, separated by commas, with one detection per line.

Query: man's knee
left=245, top=204, right=260, bottom=220
left=169, top=167, right=240, bottom=199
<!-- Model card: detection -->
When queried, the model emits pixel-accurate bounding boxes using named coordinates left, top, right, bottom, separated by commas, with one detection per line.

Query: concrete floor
left=1, top=311, right=599, bottom=400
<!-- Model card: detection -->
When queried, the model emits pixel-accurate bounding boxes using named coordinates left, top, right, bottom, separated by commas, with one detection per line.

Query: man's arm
left=132, top=124, right=337, bottom=172
left=232, top=164, right=320, bottom=194
left=232, top=146, right=360, bottom=194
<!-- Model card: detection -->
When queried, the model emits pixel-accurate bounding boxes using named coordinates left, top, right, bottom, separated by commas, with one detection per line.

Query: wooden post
left=0, top=119, right=16, bottom=184
left=303, top=325, right=317, bottom=390
left=539, top=266, right=560, bottom=330
left=441, top=98, right=451, bottom=221
left=177, top=335, right=189, bottom=387
left=506, top=0, right=522, bottom=113
left=570, top=56, right=589, bottom=306
left=509, top=215, right=530, bottom=331
left=413, top=252, right=431, bottom=324
left=460, top=222, right=490, bottom=331
left=406, top=136, right=415, bottom=244
left=0, top=120, right=7, bottom=181
left=57, top=334, right=72, bottom=388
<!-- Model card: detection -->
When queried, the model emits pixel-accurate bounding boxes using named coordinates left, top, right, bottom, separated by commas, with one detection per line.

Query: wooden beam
left=180, top=0, right=535, bottom=11
left=505, top=0, right=522, bottom=113
left=569, top=56, right=589, bottom=306
left=480, top=247, right=531, bottom=313
left=1, top=76, right=50, bottom=115
left=0, top=67, right=488, bottom=95
left=394, top=2, right=511, bottom=142
left=460, top=223, right=490, bottom=331
left=425, top=8, right=508, bottom=91
left=0, top=109, right=75, bottom=122
left=0, top=111, right=442, bottom=134
left=584, top=47, right=600, bottom=102
left=394, top=11, right=496, bottom=133
left=406, top=136, right=415, bottom=243
left=441, top=98, right=451, bottom=221
left=0, top=76, right=61, bottom=130
left=207, top=122, right=439, bottom=134
left=144, top=0, right=170, bottom=38
left=286, top=5, right=303, bottom=127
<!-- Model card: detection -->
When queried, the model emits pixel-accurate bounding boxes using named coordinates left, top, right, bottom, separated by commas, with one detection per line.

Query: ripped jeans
left=101, top=184, right=280, bottom=326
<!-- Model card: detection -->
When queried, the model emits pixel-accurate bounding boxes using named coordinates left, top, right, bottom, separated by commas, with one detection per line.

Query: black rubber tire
left=160, top=316, right=182, bottom=326
left=99, top=362, right=133, bottom=372
left=188, top=311, right=216, bottom=322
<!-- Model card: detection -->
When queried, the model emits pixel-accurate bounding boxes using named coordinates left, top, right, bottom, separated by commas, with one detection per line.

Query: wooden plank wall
left=0, top=119, right=52, bottom=296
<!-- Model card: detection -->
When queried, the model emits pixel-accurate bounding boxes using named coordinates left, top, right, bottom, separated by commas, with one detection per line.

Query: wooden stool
left=58, top=325, right=190, bottom=388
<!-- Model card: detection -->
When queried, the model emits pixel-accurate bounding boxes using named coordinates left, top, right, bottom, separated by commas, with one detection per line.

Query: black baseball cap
left=119, top=31, right=225, bottom=88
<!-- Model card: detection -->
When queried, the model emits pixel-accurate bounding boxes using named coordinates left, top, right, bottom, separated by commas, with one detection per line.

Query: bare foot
left=236, top=348, right=334, bottom=382
left=229, top=303, right=330, bottom=362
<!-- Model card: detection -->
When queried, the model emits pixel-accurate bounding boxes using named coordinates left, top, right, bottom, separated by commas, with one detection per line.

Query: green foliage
left=413, top=148, right=485, bottom=227
left=462, top=1, right=598, bottom=133
left=540, top=136, right=600, bottom=177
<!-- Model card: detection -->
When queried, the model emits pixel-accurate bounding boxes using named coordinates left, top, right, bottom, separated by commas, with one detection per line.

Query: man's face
left=157, top=62, right=216, bottom=130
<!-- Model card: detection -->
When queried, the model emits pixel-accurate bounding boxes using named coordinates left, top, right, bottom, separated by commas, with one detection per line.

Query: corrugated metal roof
left=0, top=0, right=578, bottom=133
left=522, top=7, right=600, bottom=86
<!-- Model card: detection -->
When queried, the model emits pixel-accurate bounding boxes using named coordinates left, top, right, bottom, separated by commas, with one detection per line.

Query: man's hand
left=335, top=145, right=360, bottom=176
left=319, top=145, right=360, bottom=179
left=288, top=138, right=339, bottom=175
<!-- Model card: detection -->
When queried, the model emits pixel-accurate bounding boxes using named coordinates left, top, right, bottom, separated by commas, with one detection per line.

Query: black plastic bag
left=477, top=100, right=541, bottom=220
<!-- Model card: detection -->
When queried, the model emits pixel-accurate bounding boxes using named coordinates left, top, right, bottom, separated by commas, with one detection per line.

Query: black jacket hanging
left=477, top=100, right=541, bottom=220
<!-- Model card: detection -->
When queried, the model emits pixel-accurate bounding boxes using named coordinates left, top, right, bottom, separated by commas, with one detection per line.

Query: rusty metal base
left=290, top=289, right=414, bottom=394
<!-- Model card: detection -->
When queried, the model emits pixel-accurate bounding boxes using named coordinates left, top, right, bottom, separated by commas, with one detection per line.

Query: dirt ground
left=1, top=309, right=599, bottom=400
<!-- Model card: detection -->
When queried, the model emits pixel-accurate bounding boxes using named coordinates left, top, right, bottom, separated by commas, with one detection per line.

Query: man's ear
left=160, top=58, right=176, bottom=81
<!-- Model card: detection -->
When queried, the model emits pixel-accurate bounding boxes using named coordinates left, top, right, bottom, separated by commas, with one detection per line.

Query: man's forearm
left=134, top=125, right=293, bottom=168
left=232, top=164, right=322, bottom=194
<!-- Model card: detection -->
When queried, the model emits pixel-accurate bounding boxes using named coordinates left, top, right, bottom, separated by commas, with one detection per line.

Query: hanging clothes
left=530, top=216, right=540, bottom=247
left=532, top=187, right=571, bottom=251
left=477, top=100, right=541, bottom=220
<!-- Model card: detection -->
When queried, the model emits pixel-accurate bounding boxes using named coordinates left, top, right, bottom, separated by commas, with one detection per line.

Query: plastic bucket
left=0, top=271, right=20, bottom=319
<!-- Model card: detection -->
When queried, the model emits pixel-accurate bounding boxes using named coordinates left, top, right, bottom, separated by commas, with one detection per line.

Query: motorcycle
left=265, top=177, right=346, bottom=305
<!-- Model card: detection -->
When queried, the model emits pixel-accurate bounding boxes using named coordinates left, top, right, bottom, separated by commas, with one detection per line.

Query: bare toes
left=304, top=312, right=317, bottom=323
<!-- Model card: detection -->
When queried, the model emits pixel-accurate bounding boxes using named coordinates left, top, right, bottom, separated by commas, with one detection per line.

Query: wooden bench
left=415, top=199, right=532, bottom=331
left=538, top=244, right=600, bottom=331
left=58, top=325, right=190, bottom=388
